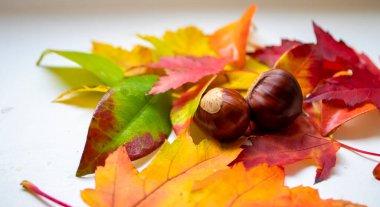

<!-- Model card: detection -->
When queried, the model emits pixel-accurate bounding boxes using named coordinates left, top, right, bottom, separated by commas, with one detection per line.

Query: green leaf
left=37, top=50, right=124, bottom=86
left=76, top=75, right=172, bottom=176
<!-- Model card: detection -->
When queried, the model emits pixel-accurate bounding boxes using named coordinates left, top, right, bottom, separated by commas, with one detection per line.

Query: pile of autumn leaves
left=30, top=4, right=380, bottom=207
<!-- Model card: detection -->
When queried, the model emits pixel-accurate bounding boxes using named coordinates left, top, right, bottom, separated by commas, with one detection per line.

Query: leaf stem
left=337, top=141, right=380, bottom=157
left=36, top=49, right=52, bottom=66
left=20, top=180, right=72, bottom=207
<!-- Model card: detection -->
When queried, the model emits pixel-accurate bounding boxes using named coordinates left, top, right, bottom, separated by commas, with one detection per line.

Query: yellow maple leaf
left=212, top=70, right=259, bottom=92
left=92, top=42, right=154, bottom=77
left=139, top=26, right=216, bottom=59
left=244, top=57, right=271, bottom=73
left=81, top=133, right=242, bottom=207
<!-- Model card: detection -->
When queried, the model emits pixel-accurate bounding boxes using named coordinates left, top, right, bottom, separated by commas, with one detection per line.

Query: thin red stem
left=306, top=133, right=380, bottom=157
left=21, top=181, right=72, bottom=207
left=337, top=141, right=380, bottom=157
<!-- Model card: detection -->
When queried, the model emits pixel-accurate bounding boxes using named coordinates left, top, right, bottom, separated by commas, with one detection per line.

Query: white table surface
left=1, top=0, right=380, bottom=206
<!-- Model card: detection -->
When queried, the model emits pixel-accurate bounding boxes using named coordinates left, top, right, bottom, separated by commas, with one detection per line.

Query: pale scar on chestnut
left=200, top=88, right=223, bottom=114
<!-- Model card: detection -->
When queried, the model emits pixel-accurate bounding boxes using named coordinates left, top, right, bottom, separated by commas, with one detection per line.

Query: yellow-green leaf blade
left=37, top=50, right=124, bottom=86
left=53, top=85, right=110, bottom=102
left=76, top=75, right=172, bottom=177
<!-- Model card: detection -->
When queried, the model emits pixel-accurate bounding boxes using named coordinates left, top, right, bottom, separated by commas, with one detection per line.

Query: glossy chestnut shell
left=194, top=88, right=250, bottom=142
left=246, top=69, right=303, bottom=131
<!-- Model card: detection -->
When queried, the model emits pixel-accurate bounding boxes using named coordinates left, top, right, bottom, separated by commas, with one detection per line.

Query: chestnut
left=246, top=69, right=303, bottom=131
left=194, top=88, right=250, bottom=142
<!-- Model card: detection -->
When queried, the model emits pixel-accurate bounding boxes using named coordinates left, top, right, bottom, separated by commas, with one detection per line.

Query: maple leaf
left=249, top=39, right=302, bottom=67
left=81, top=133, right=242, bottom=207
left=288, top=186, right=365, bottom=207
left=274, top=44, right=320, bottom=95
left=92, top=42, right=155, bottom=77
left=274, top=22, right=362, bottom=96
left=374, top=163, right=380, bottom=181
left=147, top=56, right=230, bottom=94
left=139, top=26, right=216, bottom=58
left=312, top=22, right=359, bottom=68
left=320, top=101, right=376, bottom=136
left=210, top=4, right=256, bottom=68
left=171, top=76, right=215, bottom=134
left=231, top=115, right=340, bottom=183
left=212, top=70, right=260, bottom=91
left=92, top=42, right=153, bottom=69
left=271, top=23, right=380, bottom=133
left=76, top=75, right=172, bottom=176
left=244, top=57, right=271, bottom=73
left=306, top=54, right=380, bottom=110
left=190, top=163, right=364, bottom=207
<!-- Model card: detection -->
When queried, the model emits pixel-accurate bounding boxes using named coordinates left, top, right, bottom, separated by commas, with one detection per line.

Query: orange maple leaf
left=190, top=163, right=364, bottom=206
left=320, top=101, right=376, bottom=136
left=81, top=134, right=242, bottom=207
left=210, top=4, right=256, bottom=68
left=81, top=139, right=364, bottom=207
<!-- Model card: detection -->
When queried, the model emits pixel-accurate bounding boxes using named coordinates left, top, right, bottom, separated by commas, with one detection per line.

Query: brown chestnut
left=194, top=88, right=250, bottom=142
left=246, top=69, right=303, bottom=131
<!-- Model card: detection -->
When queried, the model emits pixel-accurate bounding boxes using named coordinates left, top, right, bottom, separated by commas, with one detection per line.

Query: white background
left=1, top=0, right=380, bottom=206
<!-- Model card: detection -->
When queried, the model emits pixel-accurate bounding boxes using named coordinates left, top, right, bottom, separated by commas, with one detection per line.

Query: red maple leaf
left=249, top=39, right=302, bottom=67
left=305, top=23, right=380, bottom=109
left=313, top=22, right=359, bottom=69
left=266, top=23, right=359, bottom=96
left=231, top=115, right=340, bottom=183
left=374, top=163, right=380, bottom=181
left=306, top=54, right=380, bottom=109
left=147, top=56, right=229, bottom=94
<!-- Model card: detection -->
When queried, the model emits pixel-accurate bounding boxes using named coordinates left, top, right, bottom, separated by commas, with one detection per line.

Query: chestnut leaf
left=53, top=85, right=110, bottom=102
left=76, top=75, right=172, bottom=177
left=37, top=50, right=124, bottom=86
